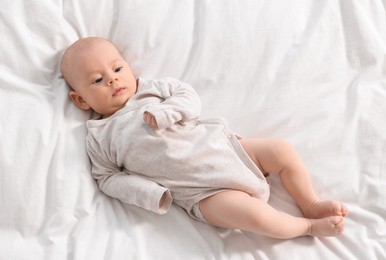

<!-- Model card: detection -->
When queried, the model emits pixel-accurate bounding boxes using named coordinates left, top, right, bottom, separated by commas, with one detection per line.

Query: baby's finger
left=143, top=112, right=151, bottom=124
left=144, top=112, right=158, bottom=128
left=150, top=117, right=158, bottom=128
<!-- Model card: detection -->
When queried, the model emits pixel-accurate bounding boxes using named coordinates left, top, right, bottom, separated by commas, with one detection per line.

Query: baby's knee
left=268, top=138, right=294, bottom=155
left=267, top=138, right=297, bottom=163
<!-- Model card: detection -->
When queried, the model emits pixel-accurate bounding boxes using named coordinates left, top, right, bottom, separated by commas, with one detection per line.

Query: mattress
left=0, top=0, right=385, bottom=259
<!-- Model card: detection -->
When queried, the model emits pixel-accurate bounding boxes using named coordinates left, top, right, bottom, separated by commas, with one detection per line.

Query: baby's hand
left=143, top=111, right=158, bottom=129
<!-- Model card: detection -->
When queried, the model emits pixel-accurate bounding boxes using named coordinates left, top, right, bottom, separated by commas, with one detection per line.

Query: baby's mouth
left=113, top=87, right=124, bottom=96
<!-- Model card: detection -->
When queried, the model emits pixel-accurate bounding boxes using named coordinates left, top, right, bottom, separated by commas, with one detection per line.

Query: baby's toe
left=333, top=201, right=348, bottom=217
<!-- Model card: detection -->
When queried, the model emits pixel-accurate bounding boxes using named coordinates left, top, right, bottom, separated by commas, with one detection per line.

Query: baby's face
left=67, top=40, right=137, bottom=118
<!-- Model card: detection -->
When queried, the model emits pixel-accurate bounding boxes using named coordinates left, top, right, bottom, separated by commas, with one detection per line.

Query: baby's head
left=61, top=37, right=137, bottom=118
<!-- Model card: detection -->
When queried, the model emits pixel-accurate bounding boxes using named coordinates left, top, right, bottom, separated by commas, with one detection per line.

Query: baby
left=61, top=37, right=348, bottom=239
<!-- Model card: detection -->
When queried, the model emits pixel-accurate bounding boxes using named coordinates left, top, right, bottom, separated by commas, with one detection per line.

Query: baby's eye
left=93, top=77, right=103, bottom=84
left=114, top=67, right=123, bottom=73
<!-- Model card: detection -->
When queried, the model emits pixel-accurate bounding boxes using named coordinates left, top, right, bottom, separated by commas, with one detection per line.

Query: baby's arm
left=87, top=140, right=172, bottom=214
left=144, top=78, right=201, bottom=129
left=98, top=172, right=172, bottom=214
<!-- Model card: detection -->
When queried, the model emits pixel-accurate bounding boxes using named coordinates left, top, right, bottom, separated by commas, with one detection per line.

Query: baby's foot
left=307, top=216, right=345, bottom=237
left=304, top=200, right=348, bottom=219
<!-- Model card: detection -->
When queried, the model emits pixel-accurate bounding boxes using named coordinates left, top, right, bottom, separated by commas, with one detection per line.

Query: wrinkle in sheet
left=1, top=1, right=386, bottom=259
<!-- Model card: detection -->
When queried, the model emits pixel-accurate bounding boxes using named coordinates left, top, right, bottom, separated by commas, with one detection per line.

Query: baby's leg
left=199, top=190, right=344, bottom=239
left=239, top=138, right=348, bottom=219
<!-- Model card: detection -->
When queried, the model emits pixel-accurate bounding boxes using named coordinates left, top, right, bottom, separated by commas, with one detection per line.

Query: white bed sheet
left=1, top=0, right=385, bottom=259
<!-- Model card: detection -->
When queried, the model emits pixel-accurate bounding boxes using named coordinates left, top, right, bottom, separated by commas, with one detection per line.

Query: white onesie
left=86, top=77, right=269, bottom=222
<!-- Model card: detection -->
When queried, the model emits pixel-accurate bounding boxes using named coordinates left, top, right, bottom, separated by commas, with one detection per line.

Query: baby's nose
left=108, top=77, right=118, bottom=86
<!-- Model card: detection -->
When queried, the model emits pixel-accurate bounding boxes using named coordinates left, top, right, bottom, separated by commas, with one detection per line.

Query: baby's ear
left=69, top=91, right=91, bottom=111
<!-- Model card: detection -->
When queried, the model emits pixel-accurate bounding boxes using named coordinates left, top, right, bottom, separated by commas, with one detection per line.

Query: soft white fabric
left=0, top=1, right=385, bottom=259
left=87, top=77, right=269, bottom=219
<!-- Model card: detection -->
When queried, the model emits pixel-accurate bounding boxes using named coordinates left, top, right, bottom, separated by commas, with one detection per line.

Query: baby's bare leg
left=199, top=190, right=345, bottom=238
left=239, top=138, right=348, bottom=218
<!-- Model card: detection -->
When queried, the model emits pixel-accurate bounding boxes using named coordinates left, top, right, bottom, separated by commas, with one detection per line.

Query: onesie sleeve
left=98, top=172, right=172, bottom=214
left=86, top=137, right=172, bottom=214
left=144, top=78, right=201, bottom=129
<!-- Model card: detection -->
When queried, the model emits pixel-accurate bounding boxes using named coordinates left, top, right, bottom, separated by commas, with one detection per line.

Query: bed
left=1, top=0, right=385, bottom=259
